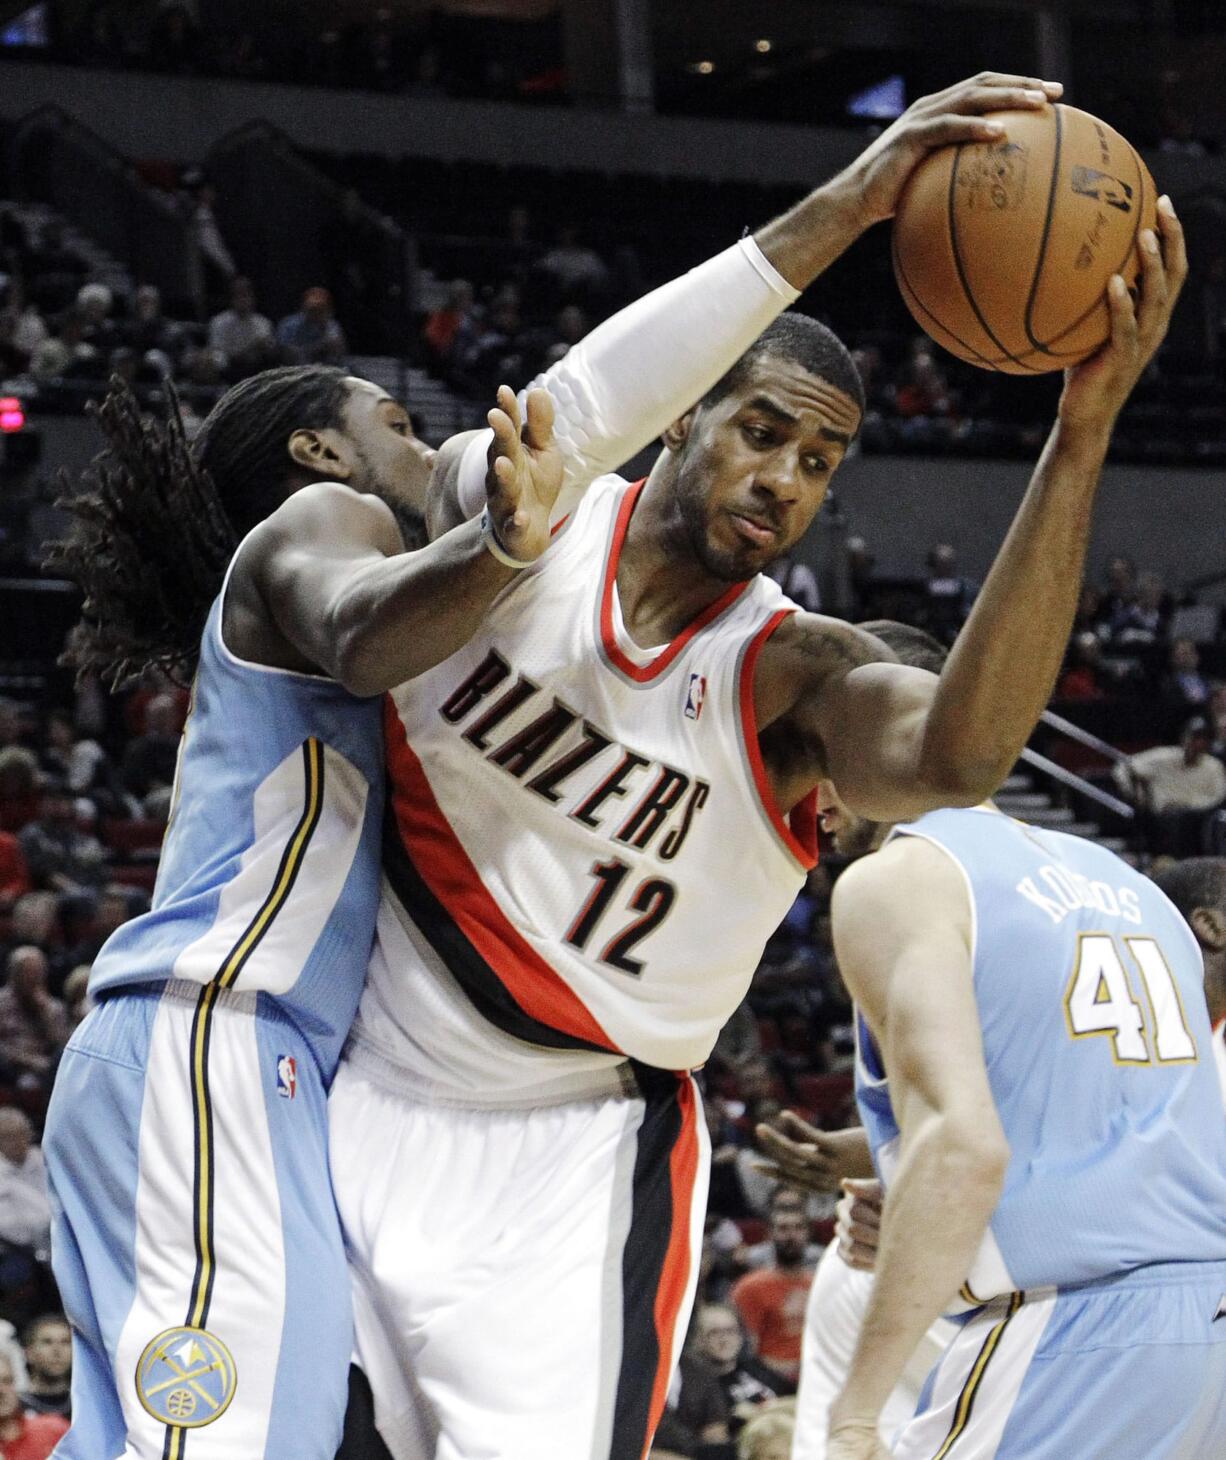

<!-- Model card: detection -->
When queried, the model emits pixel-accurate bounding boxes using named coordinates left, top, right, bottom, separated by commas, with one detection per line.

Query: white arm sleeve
left=455, top=235, right=800, bottom=520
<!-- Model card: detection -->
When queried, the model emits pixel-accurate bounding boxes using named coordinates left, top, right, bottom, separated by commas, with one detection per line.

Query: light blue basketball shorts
left=43, top=981, right=352, bottom=1460
left=894, top=1259, right=1226, bottom=1460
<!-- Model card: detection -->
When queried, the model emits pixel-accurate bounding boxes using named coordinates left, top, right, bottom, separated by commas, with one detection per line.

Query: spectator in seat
left=18, top=1316, right=70, bottom=1420
left=38, top=710, right=121, bottom=815
left=742, top=1187, right=823, bottom=1272
left=1115, top=716, right=1226, bottom=856
left=730, top=1194, right=816, bottom=1382
left=61, top=965, right=92, bottom=1033
left=922, top=542, right=976, bottom=644
left=277, top=287, right=347, bottom=366
left=180, top=170, right=238, bottom=309
left=122, top=284, right=180, bottom=373
left=18, top=783, right=107, bottom=894
left=538, top=222, right=609, bottom=301
left=1158, top=637, right=1212, bottom=732
left=1097, top=553, right=1137, bottom=636
left=0, top=828, right=31, bottom=912
left=0, top=749, right=41, bottom=834
left=0, top=948, right=68, bottom=1092
left=0, top=1350, right=66, bottom=1460
left=1056, top=631, right=1108, bottom=701
left=73, top=284, right=117, bottom=354
left=693, top=1303, right=794, bottom=1435
left=208, top=276, right=277, bottom=379
left=120, top=692, right=182, bottom=801
left=422, top=280, right=479, bottom=372
left=653, top=1350, right=730, bottom=1457
left=63, top=886, right=130, bottom=971
left=0, top=1109, right=51, bottom=1261
left=0, top=700, right=28, bottom=751
left=29, top=312, right=96, bottom=384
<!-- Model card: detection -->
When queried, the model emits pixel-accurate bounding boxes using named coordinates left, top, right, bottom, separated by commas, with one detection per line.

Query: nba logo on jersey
left=276, top=1055, right=296, bottom=1100
left=684, top=674, right=706, bottom=721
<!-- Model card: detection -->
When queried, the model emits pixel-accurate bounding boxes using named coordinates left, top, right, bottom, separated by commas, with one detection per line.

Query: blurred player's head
left=660, top=314, right=863, bottom=581
left=1150, top=857, right=1226, bottom=1023
left=50, top=367, right=433, bottom=687
left=816, top=621, right=947, bottom=858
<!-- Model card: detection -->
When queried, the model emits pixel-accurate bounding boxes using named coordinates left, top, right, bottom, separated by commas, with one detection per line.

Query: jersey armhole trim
left=736, top=608, right=818, bottom=871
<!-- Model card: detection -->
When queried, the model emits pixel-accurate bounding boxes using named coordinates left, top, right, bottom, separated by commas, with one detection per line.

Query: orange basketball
left=891, top=104, right=1157, bottom=374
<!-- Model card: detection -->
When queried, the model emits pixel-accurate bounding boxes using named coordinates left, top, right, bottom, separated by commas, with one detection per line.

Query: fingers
left=487, top=384, right=521, bottom=465
left=1156, top=195, right=1188, bottom=292
left=522, top=387, right=555, bottom=452
left=935, top=71, right=1062, bottom=105
left=778, top=1109, right=824, bottom=1144
left=1106, top=272, right=1139, bottom=355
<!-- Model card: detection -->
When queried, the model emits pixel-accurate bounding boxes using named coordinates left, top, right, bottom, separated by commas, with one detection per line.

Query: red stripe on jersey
left=599, top=481, right=749, bottom=683
left=738, top=609, right=819, bottom=870
left=641, top=1077, right=701, bottom=1460
left=383, top=699, right=620, bottom=1053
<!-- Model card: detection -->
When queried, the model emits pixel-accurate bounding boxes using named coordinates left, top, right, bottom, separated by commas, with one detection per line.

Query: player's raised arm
left=250, top=387, right=561, bottom=696
left=431, top=72, right=1064, bottom=536
left=758, top=198, right=1187, bottom=823
left=825, top=838, right=1008, bottom=1459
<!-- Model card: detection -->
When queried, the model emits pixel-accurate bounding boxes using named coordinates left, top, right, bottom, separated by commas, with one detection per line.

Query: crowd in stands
left=0, top=199, right=348, bottom=428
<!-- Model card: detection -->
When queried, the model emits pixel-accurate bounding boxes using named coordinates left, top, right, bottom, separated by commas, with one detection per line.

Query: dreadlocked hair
left=48, top=366, right=350, bottom=689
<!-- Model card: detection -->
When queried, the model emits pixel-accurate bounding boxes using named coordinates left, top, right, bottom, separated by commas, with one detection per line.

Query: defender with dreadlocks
left=40, top=364, right=567, bottom=1460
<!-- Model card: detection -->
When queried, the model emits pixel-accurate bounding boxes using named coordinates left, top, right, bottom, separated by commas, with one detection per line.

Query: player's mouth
left=816, top=800, right=842, bottom=834
left=728, top=511, right=778, bottom=548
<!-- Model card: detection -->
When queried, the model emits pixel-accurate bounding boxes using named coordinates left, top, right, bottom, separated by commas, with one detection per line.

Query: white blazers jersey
left=350, top=474, right=816, bottom=1103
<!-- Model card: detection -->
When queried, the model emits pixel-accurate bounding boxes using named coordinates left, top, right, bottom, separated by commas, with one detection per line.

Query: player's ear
left=662, top=410, right=694, bottom=453
left=288, top=428, right=354, bottom=481
left=1190, top=906, right=1226, bottom=953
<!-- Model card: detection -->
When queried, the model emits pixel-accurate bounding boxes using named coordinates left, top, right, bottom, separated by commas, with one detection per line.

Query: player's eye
left=743, top=422, right=772, bottom=445
left=389, top=420, right=410, bottom=436
left=804, top=455, right=829, bottom=474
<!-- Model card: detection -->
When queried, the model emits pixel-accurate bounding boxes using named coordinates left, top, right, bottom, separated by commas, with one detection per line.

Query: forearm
left=832, top=1122, right=1004, bottom=1425
left=454, top=179, right=874, bottom=517
left=330, top=517, right=517, bottom=696
left=919, top=418, right=1111, bottom=798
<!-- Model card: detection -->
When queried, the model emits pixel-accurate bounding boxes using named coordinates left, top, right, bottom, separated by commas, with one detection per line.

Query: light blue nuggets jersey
left=88, top=583, right=384, bottom=1076
left=855, top=806, right=1226, bottom=1299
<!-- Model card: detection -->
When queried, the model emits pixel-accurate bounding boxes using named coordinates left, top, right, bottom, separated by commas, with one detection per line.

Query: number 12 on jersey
left=1064, top=933, right=1197, bottom=1065
left=565, top=859, right=677, bottom=977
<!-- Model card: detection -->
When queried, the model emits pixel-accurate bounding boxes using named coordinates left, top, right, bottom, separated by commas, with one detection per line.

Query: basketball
left=892, top=104, right=1157, bottom=374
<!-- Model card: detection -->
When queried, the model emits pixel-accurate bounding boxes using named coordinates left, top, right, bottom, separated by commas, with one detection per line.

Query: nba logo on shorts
left=684, top=674, right=706, bottom=721
left=276, top=1055, right=296, bottom=1100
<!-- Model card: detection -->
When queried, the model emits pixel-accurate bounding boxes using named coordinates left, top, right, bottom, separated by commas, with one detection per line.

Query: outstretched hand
left=485, top=384, right=563, bottom=564
left=1059, top=195, right=1187, bottom=432
left=754, top=1114, right=874, bottom=1195
left=848, top=70, right=1062, bottom=227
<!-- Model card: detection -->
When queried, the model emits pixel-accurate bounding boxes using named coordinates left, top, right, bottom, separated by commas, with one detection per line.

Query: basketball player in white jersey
left=327, top=76, right=1188, bottom=1460
left=1152, top=857, right=1226, bottom=1109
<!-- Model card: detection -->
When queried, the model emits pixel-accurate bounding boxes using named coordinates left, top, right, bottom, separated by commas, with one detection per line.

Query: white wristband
left=480, top=508, right=535, bottom=570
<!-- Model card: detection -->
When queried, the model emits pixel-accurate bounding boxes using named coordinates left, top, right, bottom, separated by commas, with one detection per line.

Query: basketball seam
left=946, top=142, right=1043, bottom=373
left=1029, top=142, right=1148, bottom=356
left=891, top=232, right=996, bottom=367
left=1023, top=102, right=1064, bottom=355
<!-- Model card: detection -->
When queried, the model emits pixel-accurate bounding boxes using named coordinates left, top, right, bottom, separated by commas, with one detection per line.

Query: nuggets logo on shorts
left=135, top=1326, right=237, bottom=1428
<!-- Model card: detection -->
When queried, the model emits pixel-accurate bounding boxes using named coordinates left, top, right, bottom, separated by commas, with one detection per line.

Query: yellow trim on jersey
left=218, top=736, right=324, bottom=990
left=166, top=738, right=325, bottom=1449
left=930, top=1292, right=1023, bottom=1460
